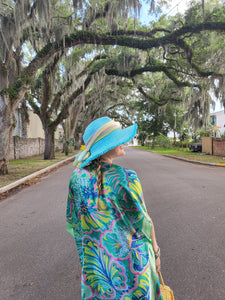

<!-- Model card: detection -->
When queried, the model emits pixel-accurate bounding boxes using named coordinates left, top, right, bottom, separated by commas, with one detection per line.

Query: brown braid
left=94, top=157, right=103, bottom=210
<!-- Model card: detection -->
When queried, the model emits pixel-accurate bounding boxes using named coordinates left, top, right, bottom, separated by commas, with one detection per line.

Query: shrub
left=155, top=134, right=172, bottom=148
left=174, top=141, right=192, bottom=149
left=138, top=132, right=147, bottom=146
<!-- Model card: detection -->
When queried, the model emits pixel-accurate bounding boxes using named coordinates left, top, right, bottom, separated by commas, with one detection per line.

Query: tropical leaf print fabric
left=66, top=162, right=163, bottom=300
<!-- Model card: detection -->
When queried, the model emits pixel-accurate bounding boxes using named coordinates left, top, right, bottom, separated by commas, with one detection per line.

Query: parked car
left=189, top=143, right=202, bottom=152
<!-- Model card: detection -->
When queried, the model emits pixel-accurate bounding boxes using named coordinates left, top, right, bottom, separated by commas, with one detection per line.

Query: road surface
left=1, top=147, right=225, bottom=299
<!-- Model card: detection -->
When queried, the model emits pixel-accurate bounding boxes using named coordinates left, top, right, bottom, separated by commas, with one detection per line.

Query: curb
left=0, top=155, right=75, bottom=197
left=163, top=154, right=225, bottom=167
left=133, top=148, right=225, bottom=167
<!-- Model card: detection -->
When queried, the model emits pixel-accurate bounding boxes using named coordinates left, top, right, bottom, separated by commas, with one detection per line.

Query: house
left=128, top=136, right=138, bottom=146
left=14, top=109, right=63, bottom=139
left=10, top=109, right=64, bottom=159
left=210, top=110, right=225, bottom=137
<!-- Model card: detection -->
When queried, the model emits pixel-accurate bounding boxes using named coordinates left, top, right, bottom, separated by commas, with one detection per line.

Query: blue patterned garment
left=66, top=162, right=163, bottom=300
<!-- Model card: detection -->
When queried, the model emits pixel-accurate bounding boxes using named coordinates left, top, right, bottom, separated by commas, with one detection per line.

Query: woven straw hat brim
left=79, top=123, right=137, bottom=168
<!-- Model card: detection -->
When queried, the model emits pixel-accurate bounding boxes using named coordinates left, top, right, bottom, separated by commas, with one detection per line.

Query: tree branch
left=4, top=21, right=225, bottom=106
left=48, top=53, right=107, bottom=116
left=112, top=22, right=225, bottom=42
left=104, top=64, right=201, bottom=88
left=50, top=75, right=92, bottom=129
left=110, top=28, right=171, bottom=38
left=48, top=79, right=72, bottom=116
left=105, top=101, right=129, bottom=112
left=41, top=52, right=64, bottom=117
left=176, top=38, right=224, bottom=77
left=1, top=3, right=13, bottom=10
left=137, top=84, right=182, bottom=106
left=84, top=1, right=110, bottom=29
left=26, top=93, right=40, bottom=115
left=76, top=54, right=108, bottom=79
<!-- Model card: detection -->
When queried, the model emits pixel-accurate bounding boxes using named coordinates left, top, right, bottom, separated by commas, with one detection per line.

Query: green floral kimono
left=66, top=162, right=162, bottom=300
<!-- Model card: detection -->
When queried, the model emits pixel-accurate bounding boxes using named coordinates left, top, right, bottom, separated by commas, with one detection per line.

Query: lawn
left=1, top=146, right=225, bottom=189
left=134, top=146, right=225, bottom=164
left=0, top=151, right=77, bottom=188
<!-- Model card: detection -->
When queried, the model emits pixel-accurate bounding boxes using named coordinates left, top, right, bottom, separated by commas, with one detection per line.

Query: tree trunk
left=173, top=131, right=176, bottom=145
left=70, top=98, right=84, bottom=138
left=0, top=95, right=15, bottom=175
left=74, top=132, right=80, bottom=150
left=44, top=127, right=55, bottom=159
left=0, top=57, right=29, bottom=174
left=151, top=135, right=155, bottom=149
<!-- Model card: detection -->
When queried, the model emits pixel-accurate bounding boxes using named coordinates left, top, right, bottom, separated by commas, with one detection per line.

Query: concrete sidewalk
left=0, top=155, right=75, bottom=199
left=163, top=154, right=225, bottom=167
left=1, top=150, right=224, bottom=199
left=136, top=147, right=225, bottom=167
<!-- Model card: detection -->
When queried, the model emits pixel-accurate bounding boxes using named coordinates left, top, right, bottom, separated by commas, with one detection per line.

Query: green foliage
left=138, top=131, right=147, bottom=146
left=59, top=135, right=74, bottom=156
left=192, top=123, right=216, bottom=141
left=174, top=141, right=192, bottom=148
left=3, top=76, right=33, bottom=100
left=2, top=0, right=225, bottom=168
left=134, top=72, right=187, bottom=140
left=180, top=128, right=190, bottom=142
left=154, top=134, right=172, bottom=148
left=165, top=104, right=185, bottom=134
left=184, top=1, right=202, bottom=25
left=138, top=109, right=169, bottom=139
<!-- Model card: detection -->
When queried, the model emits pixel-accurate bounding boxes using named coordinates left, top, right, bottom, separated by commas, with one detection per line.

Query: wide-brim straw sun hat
left=74, top=116, right=137, bottom=168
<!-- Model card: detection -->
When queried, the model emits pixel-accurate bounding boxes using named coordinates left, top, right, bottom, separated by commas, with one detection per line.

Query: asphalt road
left=1, top=147, right=225, bottom=300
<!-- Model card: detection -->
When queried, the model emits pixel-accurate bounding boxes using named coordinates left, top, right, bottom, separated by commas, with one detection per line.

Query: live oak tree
left=27, top=46, right=140, bottom=158
left=0, top=0, right=51, bottom=174
left=27, top=47, right=102, bottom=159
left=0, top=0, right=144, bottom=173
left=71, top=57, right=138, bottom=144
left=128, top=0, right=225, bottom=137
left=1, top=0, right=225, bottom=174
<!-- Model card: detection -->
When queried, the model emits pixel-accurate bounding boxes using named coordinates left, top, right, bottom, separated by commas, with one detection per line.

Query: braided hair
left=93, top=157, right=103, bottom=210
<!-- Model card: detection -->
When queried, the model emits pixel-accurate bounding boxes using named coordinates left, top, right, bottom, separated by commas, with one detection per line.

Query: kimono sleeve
left=122, top=169, right=153, bottom=244
left=66, top=178, right=76, bottom=238
left=66, top=172, right=84, bottom=264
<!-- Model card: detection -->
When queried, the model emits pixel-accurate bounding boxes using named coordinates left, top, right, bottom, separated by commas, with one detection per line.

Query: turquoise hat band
left=74, top=120, right=121, bottom=167
left=86, top=121, right=121, bottom=148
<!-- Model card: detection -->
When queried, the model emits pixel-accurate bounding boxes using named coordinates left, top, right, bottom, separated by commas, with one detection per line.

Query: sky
left=140, top=0, right=190, bottom=25
left=165, top=0, right=190, bottom=15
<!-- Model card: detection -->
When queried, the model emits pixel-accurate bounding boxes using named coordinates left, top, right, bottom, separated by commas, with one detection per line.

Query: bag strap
left=158, top=271, right=165, bottom=286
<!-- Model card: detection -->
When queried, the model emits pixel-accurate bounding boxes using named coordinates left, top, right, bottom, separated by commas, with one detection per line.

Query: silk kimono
left=66, top=162, right=162, bottom=300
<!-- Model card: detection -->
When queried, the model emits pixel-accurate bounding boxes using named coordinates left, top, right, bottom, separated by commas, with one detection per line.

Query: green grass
left=1, top=146, right=225, bottom=190
left=0, top=151, right=77, bottom=188
left=134, top=146, right=225, bottom=164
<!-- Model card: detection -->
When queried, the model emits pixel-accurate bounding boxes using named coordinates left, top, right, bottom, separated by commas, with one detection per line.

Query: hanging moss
left=1, top=85, right=19, bottom=100
left=36, top=43, right=54, bottom=58
left=1, top=76, right=33, bottom=101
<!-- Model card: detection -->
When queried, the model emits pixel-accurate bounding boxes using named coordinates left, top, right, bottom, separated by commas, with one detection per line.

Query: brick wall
left=213, top=138, right=225, bottom=156
left=9, top=137, right=63, bottom=160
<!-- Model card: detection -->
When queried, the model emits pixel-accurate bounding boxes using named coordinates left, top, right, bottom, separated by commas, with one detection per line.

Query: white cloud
left=165, top=0, right=190, bottom=16
left=140, top=0, right=191, bottom=25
